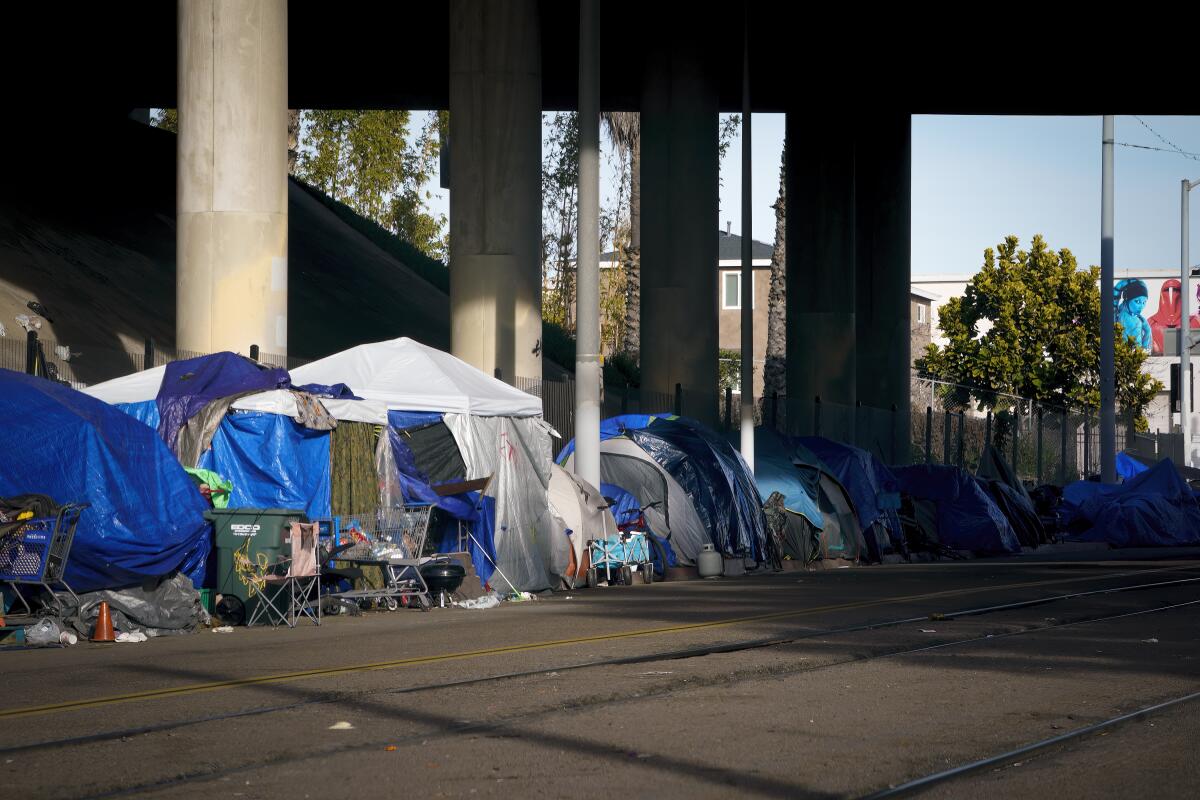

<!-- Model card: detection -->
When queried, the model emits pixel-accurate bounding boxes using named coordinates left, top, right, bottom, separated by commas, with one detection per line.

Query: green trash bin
left=206, top=508, right=307, bottom=625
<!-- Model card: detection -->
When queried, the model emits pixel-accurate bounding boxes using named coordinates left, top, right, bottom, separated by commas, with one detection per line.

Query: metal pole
left=1084, top=416, right=1092, bottom=477
left=956, top=411, right=965, bottom=468
left=144, top=337, right=155, bottom=371
left=725, top=386, right=733, bottom=431
left=574, top=0, right=602, bottom=489
left=942, top=409, right=951, bottom=463
left=738, top=6, right=755, bottom=472
left=1060, top=408, right=1068, bottom=485
left=1099, top=115, right=1116, bottom=482
left=249, top=343, right=260, bottom=361
left=25, top=330, right=37, bottom=376
left=1036, top=406, right=1044, bottom=484
left=813, top=395, right=822, bottom=438
left=674, top=382, right=683, bottom=416
left=1011, top=409, right=1020, bottom=476
left=1181, top=178, right=1198, bottom=467
left=925, top=406, right=932, bottom=463
left=985, top=410, right=992, bottom=451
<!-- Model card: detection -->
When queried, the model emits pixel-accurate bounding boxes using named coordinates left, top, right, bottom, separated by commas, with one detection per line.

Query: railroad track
left=7, top=570, right=1199, bottom=799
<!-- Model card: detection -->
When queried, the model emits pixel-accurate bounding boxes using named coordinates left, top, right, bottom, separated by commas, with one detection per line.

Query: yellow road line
left=2, top=564, right=1194, bottom=720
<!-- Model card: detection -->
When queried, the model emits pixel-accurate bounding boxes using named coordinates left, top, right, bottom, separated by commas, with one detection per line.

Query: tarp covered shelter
left=1062, top=458, right=1200, bottom=547
left=558, top=414, right=767, bottom=563
left=85, top=338, right=559, bottom=591
left=750, top=429, right=867, bottom=563
left=975, top=445, right=1047, bottom=548
left=799, top=437, right=904, bottom=560
left=893, top=464, right=1022, bottom=556
left=0, top=369, right=211, bottom=592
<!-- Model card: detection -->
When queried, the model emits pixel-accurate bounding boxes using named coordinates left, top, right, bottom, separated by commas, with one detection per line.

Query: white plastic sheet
left=444, top=414, right=555, bottom=592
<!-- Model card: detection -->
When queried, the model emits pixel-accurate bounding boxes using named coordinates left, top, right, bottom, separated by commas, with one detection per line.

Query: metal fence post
left=143, top=337, right=155, bottom=371
left=1036, top=406, right=1044, bottom=485
left=25, top=330, right=37, bottom=375
left=725, top=386, right=733, bottom=431
left=621, top=382, right=629, bottom=415
left=1011, top=408, right=1020, bottom=476
left=814, top=395, right=822, bottom=438
left=674, top=383, right=682, bottom=416
left=1060, top=409, right=1068, bottom=485
left=250, top=344, right=260, bottom=361
left=985, top=410, right=993, bottom=451
left=925, top=406, right=933, bottom=463
left=495, top=367, right=503, bottom=381
left=956, top=411, right=965, bottom=468
left=943, top=409, right=952, bottom=463
left=1084, top=416, right=1092, bottom=477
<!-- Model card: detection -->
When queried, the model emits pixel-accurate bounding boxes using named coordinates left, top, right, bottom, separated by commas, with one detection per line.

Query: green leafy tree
left=916, top=235, right=1162, bottom=428
left=297, top=110, right=447, bottom=261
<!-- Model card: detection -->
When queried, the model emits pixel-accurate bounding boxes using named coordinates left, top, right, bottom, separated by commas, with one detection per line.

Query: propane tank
left=697, top=544, right=723, bottom=578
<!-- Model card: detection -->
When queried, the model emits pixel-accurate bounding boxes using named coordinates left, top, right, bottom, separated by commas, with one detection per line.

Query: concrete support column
left=785, top=113, right=856, bottom=437
left=448, top=0, right=542, bottom=381
left=177, top=0, right=288, bottom=356
left=855, top=113, right=912, bottom=463
left=640, top=24, right=719, bottom=425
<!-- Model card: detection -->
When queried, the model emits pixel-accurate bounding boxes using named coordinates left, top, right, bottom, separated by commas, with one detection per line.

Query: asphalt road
left=2, top=556, right=1198, bottom=799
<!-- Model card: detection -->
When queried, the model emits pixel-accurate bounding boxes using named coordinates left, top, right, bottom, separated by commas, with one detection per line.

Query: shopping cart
left=321, top=505, right=434, bottom=611
left=0, top=503, right=87, bottom=617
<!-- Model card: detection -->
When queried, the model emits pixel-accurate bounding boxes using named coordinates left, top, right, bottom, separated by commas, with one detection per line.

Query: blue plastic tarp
left=1116, top=451, right=1150, bottom=481
left=0, top=370, right=212, bottom=592
left=198, top=411, right=332, bottom=520
left=628, top=418, right=767, bottom=560
left=386, top=425, right=497, bottom=584
left=744, top=429, right=825, bottom=528
left=799, top=437, right=904, bottom=555
left=117, top=399, right=160, bottom=429
left=555, top=413, right=673, bottom=463
left=893, top=464, right=1022, bottom=555
left=1064, top=459, right=1200, bottom=547
left=156, top=352, right=290, bottom=449
left=387, top=410, right=444, bottom=432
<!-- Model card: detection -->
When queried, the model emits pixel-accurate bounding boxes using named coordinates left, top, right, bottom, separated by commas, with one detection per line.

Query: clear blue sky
left=424, top=114, right=1200, bottom=275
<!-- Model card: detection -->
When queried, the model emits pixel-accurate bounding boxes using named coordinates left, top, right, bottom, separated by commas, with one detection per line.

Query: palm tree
left=763, top=140, right=787, bottom=408
left=601, top=111, right=640, bottom=361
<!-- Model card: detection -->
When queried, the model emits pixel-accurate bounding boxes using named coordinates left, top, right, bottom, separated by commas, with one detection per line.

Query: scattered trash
left=510, top=591, right=537, bottom=602
left=929, top=613, right=947, bottom=621
left=563, top=595, right=574, bottom=600
left=59, top=631, right=78, bottom=646
left=385, top=745, right=397, bottom=752
left=837, top=565, right=851, bottom=569
left=23, top=618, right=62, bottom=647
left=455, top=593, right=502, bottom=610
left=212, top=626, right=234, bottom=633
left=1142, top=638, right=1159, bottom=644
left=639, top=671, right=673, bottom=676
left=116, top=631, right=148, bottom=643
left=920, top=629, right=937, bottom=633
left=328, top=721, right=354, bottom=730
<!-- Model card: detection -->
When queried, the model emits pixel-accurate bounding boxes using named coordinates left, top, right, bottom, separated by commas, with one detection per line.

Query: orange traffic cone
left=91, top=601, right=116, bottom=643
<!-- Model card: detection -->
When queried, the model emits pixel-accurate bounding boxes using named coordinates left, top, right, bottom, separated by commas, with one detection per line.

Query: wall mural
left=1114, top=279, right=1152, bottom=351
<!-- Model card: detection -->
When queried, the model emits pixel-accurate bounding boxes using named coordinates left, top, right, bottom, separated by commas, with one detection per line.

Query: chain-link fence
left=530, top=370, right=1142, bottom=487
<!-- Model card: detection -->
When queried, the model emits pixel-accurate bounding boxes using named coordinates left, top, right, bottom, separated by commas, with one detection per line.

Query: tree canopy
left=916, top=235, right=1161, bottom=426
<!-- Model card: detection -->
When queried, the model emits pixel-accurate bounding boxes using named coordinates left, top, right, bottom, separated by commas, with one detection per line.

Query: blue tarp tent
left=156, top=352, right=290, bottom=449
left=0, top=370, right=211, bottom=592
left=799, top=437, right=904, bottom=558
left=893, top=464, right=1022, bottom=556
left=198, top=411, right=332, bottom=520
left=1063, top=458, right=1200, bottom=547
left=558, top=415, right=767, bottom=560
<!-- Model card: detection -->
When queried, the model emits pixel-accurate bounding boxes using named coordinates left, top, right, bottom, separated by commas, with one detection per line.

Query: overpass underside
left=28, top=0, right=935, bottom=451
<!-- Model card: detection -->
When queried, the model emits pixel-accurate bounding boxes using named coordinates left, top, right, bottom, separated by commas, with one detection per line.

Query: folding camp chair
left=248, top=521, right=321, bottom=628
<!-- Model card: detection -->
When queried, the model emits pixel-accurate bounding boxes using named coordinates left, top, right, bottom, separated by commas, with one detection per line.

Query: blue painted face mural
left=1114, top=279, right=1152, bottom=351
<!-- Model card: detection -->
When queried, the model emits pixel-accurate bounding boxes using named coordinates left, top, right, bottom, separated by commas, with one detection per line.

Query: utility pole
left=1181, top=177, right=1200, bottom=467
left=1100, top=116, right=1116, bottom=484
left=574, top=0, right=601, bottom=488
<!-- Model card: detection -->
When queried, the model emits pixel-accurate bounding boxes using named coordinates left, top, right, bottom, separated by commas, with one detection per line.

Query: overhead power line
left=1130, top=115, right=1200, bottom=162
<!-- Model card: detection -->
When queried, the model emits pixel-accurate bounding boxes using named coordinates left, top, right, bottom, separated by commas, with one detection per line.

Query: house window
left=721, top=271, right=755, bottom=310
left=917, top=304, right=927, bottom=324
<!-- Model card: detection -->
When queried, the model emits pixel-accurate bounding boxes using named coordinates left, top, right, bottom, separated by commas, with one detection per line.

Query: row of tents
left=4, top=336, right=1199, bottom=600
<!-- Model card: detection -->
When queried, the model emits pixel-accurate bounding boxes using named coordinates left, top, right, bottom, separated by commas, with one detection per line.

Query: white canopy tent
left=547, top=464, right=618, bottom=585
